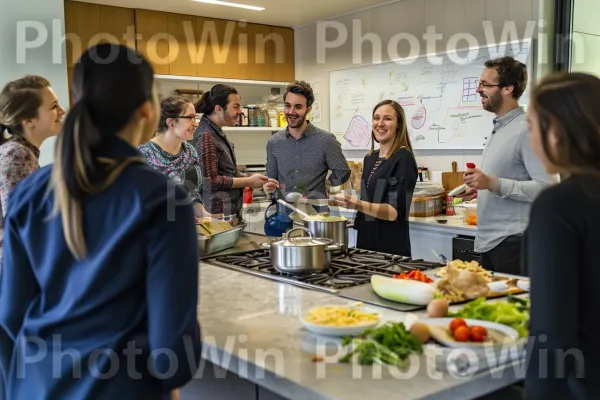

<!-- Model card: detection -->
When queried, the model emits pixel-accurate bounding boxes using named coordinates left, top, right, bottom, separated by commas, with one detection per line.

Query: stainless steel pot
left=303, top=219, right=348, bottom=251
left=269, top=227, right=341, bottom=274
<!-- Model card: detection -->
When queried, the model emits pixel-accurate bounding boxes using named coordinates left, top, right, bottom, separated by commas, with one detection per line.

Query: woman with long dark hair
left=0, top=43, right=201, bottom=399
left=334, top=100, right=418, bottom=256
left=192, top=84, right=268, bottom=219
left=524, top=72, right=600, bottom=399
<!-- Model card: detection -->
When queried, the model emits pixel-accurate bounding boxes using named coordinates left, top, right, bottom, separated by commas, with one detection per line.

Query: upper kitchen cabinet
left=195, top=17, right=227, bottom=78
left=64, top=1, right=100, bottom=67
left=98, top=5, right=135, bottom=48
left=224, top=21, right=249, bottom=80
left=248, top=24, right=273, bottom=81
left=271, top=27, right=295, bottom=82
left=168, top=13, right=197, bottom=76
left=135, top=9, right=170, bottom=74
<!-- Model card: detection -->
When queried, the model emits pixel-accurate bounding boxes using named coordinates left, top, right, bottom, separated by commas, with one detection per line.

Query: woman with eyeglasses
left=524, top=72, right=600, bottom=399
left=0, top=43, right=202, bottom=399
left=139, top=95, right=220, bottom=219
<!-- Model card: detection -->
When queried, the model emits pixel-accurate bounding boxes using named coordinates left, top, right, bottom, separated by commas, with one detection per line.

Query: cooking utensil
left=303, top=217, right=349, bottom=251
left=277, top=199, right=310, bottom=219
left=268, top=227, right=342, bottom=273
left=285, top=191, right=302, bottom=203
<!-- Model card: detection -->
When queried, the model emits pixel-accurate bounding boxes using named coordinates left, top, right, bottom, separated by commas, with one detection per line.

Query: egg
left=410, top=322, right=431, bottom=343
left=427, top=298, right=449, bottom=318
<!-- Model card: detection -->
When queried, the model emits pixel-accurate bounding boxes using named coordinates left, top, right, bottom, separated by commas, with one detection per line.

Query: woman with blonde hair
left=0, top=43, right=201, bottom=399
left=0, top=75, right=65, bottom=264
left=334, top=100, right=417, bottom=256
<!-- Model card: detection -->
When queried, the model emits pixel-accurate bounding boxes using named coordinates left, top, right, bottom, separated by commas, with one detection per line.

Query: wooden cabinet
left=64, top=1, right=100, bottom=67
left=195, top=17, right=227, bottom=78
left=99, top=5, right=135, bottom=48
left=168, top=13, right=197, bottom=76
left=248, top=24, right=273, bottom=81
left=271, top=27, right=295, bottom=82
left=225, top=21, right=249, bottom=80
left=64, top=3, right=295, bottom=82
left=135, top=9, right=170, bottom=74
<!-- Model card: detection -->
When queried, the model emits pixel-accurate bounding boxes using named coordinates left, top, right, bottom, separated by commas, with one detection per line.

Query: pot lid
left=270, top=227, right=333, bottom=247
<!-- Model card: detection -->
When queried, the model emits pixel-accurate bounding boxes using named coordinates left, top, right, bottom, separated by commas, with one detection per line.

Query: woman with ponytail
left=0, top=75, right=65, bottom=266
left=0, top=43, right=202, bottom=400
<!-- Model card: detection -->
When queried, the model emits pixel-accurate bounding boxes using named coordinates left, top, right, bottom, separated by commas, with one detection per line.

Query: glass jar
left=247, top=105, right=258, bottom=127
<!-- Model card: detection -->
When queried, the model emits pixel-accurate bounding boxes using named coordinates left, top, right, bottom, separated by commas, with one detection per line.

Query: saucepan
left=266, top=227, right=342, bottom=274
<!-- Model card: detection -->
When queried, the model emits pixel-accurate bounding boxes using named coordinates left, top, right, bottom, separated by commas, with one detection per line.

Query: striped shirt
left=266, top=122, right=350, bottom=201
left=192, top=115, right=243, bottom=216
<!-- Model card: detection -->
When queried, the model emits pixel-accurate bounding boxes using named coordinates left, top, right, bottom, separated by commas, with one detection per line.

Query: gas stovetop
left=203, top=248, right=443, bottom=293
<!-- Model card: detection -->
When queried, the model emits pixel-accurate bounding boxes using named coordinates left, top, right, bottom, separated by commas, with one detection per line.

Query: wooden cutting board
left=442, top=161, right=464, bottom=193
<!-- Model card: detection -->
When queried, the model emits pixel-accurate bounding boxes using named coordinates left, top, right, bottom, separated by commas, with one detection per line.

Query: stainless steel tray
left=197, top=223, right=246, bottom=256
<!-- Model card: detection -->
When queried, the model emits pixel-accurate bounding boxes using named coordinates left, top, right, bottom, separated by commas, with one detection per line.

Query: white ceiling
left=73, top=0, right=396, bottom=28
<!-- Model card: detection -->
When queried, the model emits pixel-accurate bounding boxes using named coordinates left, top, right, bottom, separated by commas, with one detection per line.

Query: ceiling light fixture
left=191, top=0, right=265, bottom=11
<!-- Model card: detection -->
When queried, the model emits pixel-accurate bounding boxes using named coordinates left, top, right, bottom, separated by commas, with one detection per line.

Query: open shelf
left=154, top=74, right=290, bottom=87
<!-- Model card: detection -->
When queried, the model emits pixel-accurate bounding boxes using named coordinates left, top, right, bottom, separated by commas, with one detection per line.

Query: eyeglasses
left=478, top=81, right=503, bottom=88
left=175, top=115, right=199, bottom=124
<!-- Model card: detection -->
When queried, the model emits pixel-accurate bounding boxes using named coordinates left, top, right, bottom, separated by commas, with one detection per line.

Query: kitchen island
left=180, top=233, right=525, bottom=400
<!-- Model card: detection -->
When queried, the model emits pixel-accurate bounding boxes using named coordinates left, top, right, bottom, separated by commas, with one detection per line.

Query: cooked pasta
left=437, top=259, right=492, bottom=282
left=305, top=306, right=380, bottom=327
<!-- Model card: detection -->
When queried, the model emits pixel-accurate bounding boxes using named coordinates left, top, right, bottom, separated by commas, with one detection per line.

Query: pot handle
left=325, top=243, right=343, bottom=252
left=286, top=227, right=312, bottom=240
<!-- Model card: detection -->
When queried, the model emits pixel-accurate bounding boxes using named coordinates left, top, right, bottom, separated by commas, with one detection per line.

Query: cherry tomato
left=453, top=326, right=470, bottom=342
left=469, top=326, right=488, bottom=342
left=449, top=317, right=467, bottom=334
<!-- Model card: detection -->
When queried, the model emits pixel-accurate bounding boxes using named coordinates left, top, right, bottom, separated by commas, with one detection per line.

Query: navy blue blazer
left=0, top=137, right=202, bottom=399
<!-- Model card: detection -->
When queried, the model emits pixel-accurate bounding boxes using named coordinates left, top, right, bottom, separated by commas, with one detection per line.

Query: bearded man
left=263, top=80, right=350, bottom=210
left=457, top=57, right=557, bottom=276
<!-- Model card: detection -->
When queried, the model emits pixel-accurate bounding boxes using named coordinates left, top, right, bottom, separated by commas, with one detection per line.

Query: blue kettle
left=264, top=194, right=293, bottom=237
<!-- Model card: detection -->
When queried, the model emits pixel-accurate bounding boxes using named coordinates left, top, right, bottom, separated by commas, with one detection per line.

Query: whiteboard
left=329, top=40, right=532, bottom=150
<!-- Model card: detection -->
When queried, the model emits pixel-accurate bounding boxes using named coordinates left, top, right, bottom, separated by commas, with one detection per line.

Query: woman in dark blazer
left=334, top=100, right=417, bottom=256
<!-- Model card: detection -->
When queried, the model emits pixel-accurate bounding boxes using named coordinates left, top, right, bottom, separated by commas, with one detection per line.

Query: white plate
left=418, top=318, right=520, bottom=350
left=300, top=304, right=382, bottom=337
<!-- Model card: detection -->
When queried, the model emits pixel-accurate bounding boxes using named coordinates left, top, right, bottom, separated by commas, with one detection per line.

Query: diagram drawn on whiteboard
left=344, top=114, right=371, bottom=148
left=329, top=39, right=532, bottom=150
left=411, top=106, right=427, bottom=130
left=462, top=77, right=479, bottom=103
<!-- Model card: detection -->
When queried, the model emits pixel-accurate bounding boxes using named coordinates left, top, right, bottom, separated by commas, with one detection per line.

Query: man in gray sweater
left=263, top=81, right=350, bottom=208
left=458, top=57, right=557, bottom=275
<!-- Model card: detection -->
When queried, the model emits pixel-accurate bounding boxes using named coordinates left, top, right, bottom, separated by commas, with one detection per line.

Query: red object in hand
left=243, top=187, right=253, bottom=204
left=466, top=162, right=476, bottom=169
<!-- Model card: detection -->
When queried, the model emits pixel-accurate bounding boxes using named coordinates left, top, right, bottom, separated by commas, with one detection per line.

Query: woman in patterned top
left=0, top=75, right=65, bottom=262
left=334, top=100, right=418, bottom=256
left=139, top=95, right=219, bottom=218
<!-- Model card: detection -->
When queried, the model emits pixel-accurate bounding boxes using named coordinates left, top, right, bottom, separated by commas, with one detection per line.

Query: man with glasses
left=456, top=57, right=556, bottom=276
